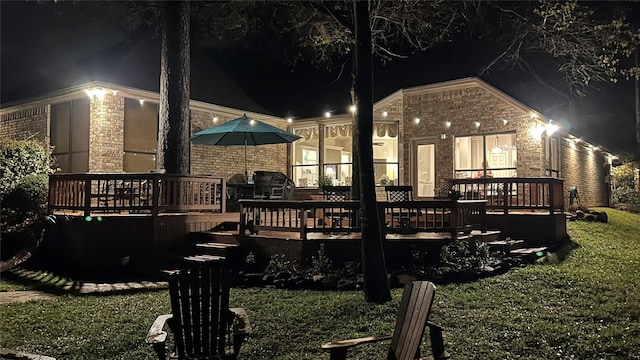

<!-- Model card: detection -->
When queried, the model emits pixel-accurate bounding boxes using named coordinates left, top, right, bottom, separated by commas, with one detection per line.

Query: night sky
left=1, top=1, right=637, bottom=155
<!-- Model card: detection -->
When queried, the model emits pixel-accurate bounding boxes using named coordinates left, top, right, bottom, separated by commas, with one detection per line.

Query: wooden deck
left=46, top=173, right=567, bottom=270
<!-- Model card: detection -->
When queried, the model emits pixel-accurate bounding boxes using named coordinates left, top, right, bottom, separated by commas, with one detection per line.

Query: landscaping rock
left=596, top=211, right=608, bottom=223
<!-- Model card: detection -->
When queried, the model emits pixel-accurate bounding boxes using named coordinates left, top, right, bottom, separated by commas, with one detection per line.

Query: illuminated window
left=292, top=125, right=319, bottom=187
left=51, top=98, right=89, bottom=173
left=545, top=136, right=560, bottom=178
left=454, top=132, right=517, bottom=178
left=124, top=98, right=158, bottom=172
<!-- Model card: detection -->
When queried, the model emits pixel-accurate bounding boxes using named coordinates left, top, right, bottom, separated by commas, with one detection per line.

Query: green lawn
left=1, top=208, right=639, bottom=359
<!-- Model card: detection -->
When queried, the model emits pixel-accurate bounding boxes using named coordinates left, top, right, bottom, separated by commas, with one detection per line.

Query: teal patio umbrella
left=190, top=114, right=301, bottom=179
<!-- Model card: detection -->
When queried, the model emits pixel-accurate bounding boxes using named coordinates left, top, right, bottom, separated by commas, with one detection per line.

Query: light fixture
left=138, top=98, right=145, bottom=105
left=491, top=136, right=502, bottom=153
left=287, top=117, right=292, bottom=123
left=502, top=119, right=508, bottom=125
left=474, top=121, right=481, bottom=128
left=213, top=116, right=218, bottom=123
left=530, top=124, right=545, bottom=139
left=546, top=120, right=558, bottom=135
left=440, top=133, right=447, bottom=140
left=349, top=105, right=357, bottom=113
left=250, top=119, right=256, bottom=125
left=325, top=111, right=331, bottom=118
left=85, top=87, right=106, bottom=101
left=574, top=138, right=581, bottom=143
left=414, top=117, right=421, bottom=124
left=445, top=121, right=452, bottom=128
left=382, top=111, right=388, bottom=117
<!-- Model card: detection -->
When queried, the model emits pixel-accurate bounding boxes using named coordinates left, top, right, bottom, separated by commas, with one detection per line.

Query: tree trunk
left=635, top=48, right=640, bottom=159
left=352, top=0, right=391, bottom=303
left=158, top=0, right=191, bottom=175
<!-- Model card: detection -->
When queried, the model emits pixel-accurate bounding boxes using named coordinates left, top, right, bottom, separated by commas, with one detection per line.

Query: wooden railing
left=380, top=200, right=487, bottom=239
left=447, top=177, right=564, bottom=214
left=48, top=173, right=226, bottom=216
left=238, top=199, right=487, bottom=240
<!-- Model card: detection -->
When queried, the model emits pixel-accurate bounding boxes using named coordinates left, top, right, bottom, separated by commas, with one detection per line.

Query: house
left=290, top=77, right=614, bottom=208
left=0, top=77, right=616, bottom=269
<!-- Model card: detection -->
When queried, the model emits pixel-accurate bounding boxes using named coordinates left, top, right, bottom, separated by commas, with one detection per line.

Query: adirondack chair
left=322, top=281, right=449, bottom=360
left=146, top=266, right=252, bottom=360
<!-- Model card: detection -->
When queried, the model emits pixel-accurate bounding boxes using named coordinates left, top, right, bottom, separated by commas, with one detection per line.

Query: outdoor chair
left=385, top=185, right=421, bottom=234
left=322, top=281, right=449, bottom=360
left=146, top=266, right=252, bottom=360
left=321, top=186, right=352, bottom=229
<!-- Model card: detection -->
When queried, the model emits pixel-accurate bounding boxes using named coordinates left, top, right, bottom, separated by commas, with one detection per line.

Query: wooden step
left=510, top=246, right=548, bottom=255
left=485, top=239, right=525, bottom=252
left=181, top=254, right=226, bottom=264
left=187, top=231, right=239, bottom=245
left=509, top=246, right=548, bottom=263
left=470, top=230, right=501, bottom=242
left=194, top=242, right=240, bottom=257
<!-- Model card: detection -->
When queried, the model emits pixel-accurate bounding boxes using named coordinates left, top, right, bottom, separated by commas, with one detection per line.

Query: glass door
left=414, top=143, right=435, bottom=198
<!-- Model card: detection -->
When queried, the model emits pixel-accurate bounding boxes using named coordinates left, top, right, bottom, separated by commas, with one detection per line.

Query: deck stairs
left=162, top=227, right=242, bottom=269
left=482, top=238, right=549, bottom=263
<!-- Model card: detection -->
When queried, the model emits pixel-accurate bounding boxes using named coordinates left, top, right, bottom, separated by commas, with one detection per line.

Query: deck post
left=84, top=179, right=92, bottom=217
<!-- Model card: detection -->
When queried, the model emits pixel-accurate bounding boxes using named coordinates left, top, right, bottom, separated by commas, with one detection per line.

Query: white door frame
left=410, top=137, right=437, bottom=199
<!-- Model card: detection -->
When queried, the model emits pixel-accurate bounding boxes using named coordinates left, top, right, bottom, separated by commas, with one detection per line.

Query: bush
left=1, top=139, right=53, bottom=198
left=611, top=161, right=640, bottom=213
left=3, top=173, right=49, bottom=217
left=1, top=138, right=53, bottom=226
left=439, top=239, right=491, bottom=274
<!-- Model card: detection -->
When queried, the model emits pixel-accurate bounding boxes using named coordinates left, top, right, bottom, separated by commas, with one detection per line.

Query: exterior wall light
left=414, top=117, right=421, bottom=124
left=445, top=121, right=452, bottom=128
left=382, top=111, right=388, bottom=117
left=325, top=111, right=331, bottom=118
left=474, top=121, right=481, bottom=128
left=546, top=120, right=558, bottom=135
left=530, top=124, right=545, bottom=139
left=349, top=105, right=357, bottom=113
left=287, top=117, right=292, bottom=123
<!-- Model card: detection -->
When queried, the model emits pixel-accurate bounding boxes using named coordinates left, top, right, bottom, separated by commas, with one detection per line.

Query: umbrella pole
left=244, top=137, right=248, bottom=182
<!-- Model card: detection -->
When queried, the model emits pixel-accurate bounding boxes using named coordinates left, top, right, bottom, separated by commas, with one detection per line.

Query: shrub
left=611, top=161, right=640, bottom=213
left=439, top=239, right=491, bottom=274
left=0, top=139, right=53, bottom=198
left=3, top=173, right=49, bottom=217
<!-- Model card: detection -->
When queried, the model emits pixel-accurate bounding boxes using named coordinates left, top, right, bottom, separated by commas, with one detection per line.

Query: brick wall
left=190, top=110, right=288, bottom=179
left=400, top=85, right=545, bottom=190
left=560, top=137, right=609, bottom=207
left=89, top=93, right=125, bottom=172
left=0, top=105, right=49, bottom=141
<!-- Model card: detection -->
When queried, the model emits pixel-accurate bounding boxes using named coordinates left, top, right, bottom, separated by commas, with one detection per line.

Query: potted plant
left=447, top=189, right=462, bottom=201
left=317, top=175, right=334, bottom=190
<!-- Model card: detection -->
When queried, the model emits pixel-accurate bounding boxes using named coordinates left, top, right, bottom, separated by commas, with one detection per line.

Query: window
left=51, top=98, right=90, bottom=173
left=324, top=123, right=352, bottom=186
left=373, top=123, right=399, bottom=186
left=292, top=126, right=319, bottom=187
left=291, top=122, right=399, bottom=187
left=545, top=136, right=560, bottom=178
left=124, top=98, right=158, bottom=172
left=455, top=132, right=517, bottom=178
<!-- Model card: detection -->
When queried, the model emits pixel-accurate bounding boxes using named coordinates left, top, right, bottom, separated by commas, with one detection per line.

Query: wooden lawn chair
left=146, top=266, right=252, bottom=360
left=322, top=281, right=449, bottom=360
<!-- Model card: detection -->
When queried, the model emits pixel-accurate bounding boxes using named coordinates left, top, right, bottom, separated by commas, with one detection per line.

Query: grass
left=1, top=207, right=639, bottom=359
